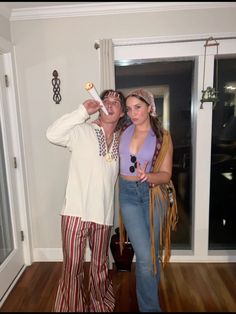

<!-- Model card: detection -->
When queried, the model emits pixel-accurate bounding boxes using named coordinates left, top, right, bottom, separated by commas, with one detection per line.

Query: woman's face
left=126, top=96, right=151, bottom=125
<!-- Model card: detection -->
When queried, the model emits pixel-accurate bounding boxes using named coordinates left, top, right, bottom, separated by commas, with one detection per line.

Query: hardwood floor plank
left=0, top=262, right=235, bottom=312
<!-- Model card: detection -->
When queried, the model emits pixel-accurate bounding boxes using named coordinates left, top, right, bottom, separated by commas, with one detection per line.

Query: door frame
left=0, top=36, right=31, bottom=306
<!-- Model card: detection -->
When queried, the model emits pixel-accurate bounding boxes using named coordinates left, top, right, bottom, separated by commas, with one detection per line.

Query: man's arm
left=46, top=104, right=90, bottom=147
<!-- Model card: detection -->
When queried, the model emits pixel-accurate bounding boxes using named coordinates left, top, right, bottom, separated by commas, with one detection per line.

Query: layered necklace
left=104, top=132, right=114, bottom=162
left=94, top=124, right=119, bottom=162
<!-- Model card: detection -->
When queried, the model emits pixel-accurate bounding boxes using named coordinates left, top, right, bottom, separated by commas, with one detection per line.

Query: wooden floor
left=0, top=262, right=236, bottom=312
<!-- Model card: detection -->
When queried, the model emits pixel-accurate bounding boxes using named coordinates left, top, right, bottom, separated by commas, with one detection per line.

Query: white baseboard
left=33, top=248, right=236, bottom=263
left=33, top=247, right=115, bottom=269
left=33, top=247, right=91, bottom=261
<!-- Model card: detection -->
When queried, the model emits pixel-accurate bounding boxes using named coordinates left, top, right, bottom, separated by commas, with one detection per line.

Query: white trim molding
left=33, top=248, right=236, bottom=263
left=33, top=247, right=90, bottom=262
left=9, top=2, right=236, bottom=21
left=33, top=247, right=114, bottom=270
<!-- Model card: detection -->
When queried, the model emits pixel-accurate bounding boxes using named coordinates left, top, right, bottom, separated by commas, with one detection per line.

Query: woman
left=118, top=88, right=177, bottom=312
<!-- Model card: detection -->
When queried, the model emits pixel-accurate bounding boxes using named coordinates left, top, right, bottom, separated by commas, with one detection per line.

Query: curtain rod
left=94, top=36, right=236, bottom=49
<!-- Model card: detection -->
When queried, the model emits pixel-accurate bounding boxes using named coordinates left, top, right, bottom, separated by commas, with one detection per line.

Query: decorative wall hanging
left=200, top=37, right=219, bottom=109
left=51, top=70, right=62, bottom=104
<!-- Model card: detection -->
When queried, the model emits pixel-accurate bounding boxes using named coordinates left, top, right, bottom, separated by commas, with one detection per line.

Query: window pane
left=209, top=58, right=236, bottom=249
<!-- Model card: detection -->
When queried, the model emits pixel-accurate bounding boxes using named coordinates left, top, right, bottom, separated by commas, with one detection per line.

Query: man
left=46, top=89, right=126, bottom=312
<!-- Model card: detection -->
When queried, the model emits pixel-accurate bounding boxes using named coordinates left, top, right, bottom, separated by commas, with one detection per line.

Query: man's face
left=100, top=95, right=124, bottom=123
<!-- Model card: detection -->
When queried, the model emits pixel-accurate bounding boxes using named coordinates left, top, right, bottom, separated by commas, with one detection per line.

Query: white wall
left=9, top=4, right=236, bottom=260
left=0, top=7, right=11, bottom=41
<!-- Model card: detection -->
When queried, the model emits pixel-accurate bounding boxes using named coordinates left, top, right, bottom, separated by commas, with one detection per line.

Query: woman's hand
left=136, top=162, right=148, bottom=182
left=136, top=162, right=157, bottom=187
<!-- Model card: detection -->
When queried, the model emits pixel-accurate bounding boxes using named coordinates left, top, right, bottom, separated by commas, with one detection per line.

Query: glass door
left=209, top=57, right=236, bottom=250
left=114, top=37, right=236, bottom=261
left=0, top=54, right=24, bottom=304
left=0, top=122, right=14, bottom=264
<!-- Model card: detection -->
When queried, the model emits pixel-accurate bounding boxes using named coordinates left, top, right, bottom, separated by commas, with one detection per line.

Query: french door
left=114, top=36, right=236, bottom=261
left=0, top=54, right=25, bottom=304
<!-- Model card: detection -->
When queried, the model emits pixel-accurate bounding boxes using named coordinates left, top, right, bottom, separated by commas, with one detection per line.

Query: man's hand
left=83, top=99, right=102, bottom=115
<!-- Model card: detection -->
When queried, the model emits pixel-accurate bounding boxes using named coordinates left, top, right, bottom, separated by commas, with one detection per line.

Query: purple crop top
left=119, top=124, right=157, bottom=176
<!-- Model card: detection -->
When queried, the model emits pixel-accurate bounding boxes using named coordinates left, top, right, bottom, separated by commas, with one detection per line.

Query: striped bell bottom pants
left=53, top=215, right=115, bottom=312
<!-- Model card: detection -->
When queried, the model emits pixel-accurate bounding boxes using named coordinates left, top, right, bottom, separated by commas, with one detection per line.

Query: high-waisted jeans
left=119, top=177, right=161, bottom=312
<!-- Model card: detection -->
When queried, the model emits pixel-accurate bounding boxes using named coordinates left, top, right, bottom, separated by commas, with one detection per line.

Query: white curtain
left=98, top=39, right=118, bottom=269
left=98, top=39, right=115, bottom=90
left=98, top=39, right=120, bottom=231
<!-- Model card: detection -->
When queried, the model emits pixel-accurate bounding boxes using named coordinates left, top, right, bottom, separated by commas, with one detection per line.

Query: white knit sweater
left=46, top=104, right=119, bottom=226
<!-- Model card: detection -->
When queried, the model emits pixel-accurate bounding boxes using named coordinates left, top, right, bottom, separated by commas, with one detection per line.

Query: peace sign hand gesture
left=136, top=161, right=148, bottom=182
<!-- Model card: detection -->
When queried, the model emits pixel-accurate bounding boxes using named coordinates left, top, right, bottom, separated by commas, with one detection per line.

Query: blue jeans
left=119, top=177, right=161, bottom=312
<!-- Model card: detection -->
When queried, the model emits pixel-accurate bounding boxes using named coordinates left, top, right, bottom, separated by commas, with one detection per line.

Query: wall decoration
left=51, top=70, right=61, bottom=104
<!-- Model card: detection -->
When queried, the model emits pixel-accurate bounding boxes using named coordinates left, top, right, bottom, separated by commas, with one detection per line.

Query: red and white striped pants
left=54, top=215, right=115, bottom=312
